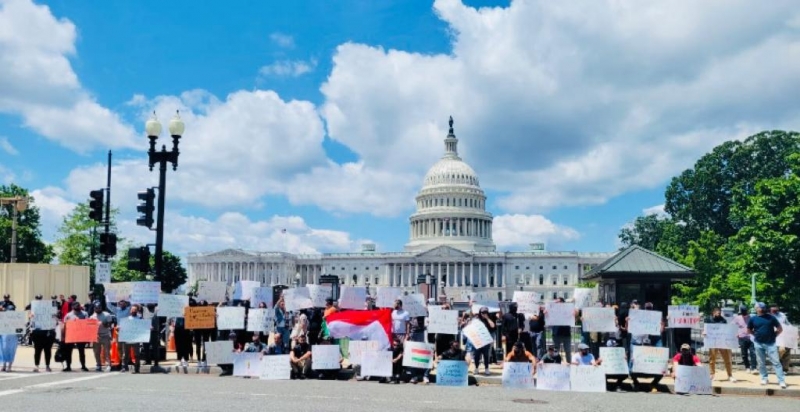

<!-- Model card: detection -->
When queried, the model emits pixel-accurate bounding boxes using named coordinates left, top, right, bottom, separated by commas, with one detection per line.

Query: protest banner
left=282, top=287, right=314, bottom=312
left=400, top=293, right=427, bottom=317
left=251, top=287, right=273, bottom=308
left=307, top=284, right=332, bottom=308
left=205, top=340, right=235, bottom=365
left=65, top=319, right=99, bottom=343
left=197, top=281, right=227, bottom=303
left=103, top=282, right=131, bottom=303
left=184, top=306, right=216, bottom=329
left=402, top=341, right=433, bottom=368
left=570, top=366, right=606, bottom=392
left=545, top=302, right=575, bottom=326
left=339, top=286, right=367, bottom=310
left=581, top=307, right=617, bottom=333
left=0, top=311, right=26, bottom=334
left=703, top=323, right=739, bottom=350
left=572, top=288, right=594, bottom=309
left=348, top=340, right=381, bottom=365
left=260, top=355, right=291, bottom=380
left=436, top=360, right=468, bottom=387
left=157, top=294, right=189, bottom=318
left=599, top=347, right=628, bottom=375
left=777, top=325, right=798, bottom=350
left=502, top=362, right=535, bottom=389
left=462, top=319, right=493, bottom=349
left=631, top=346, right=669, bottom=375
left=512, top=291, right=541, bottom=315
left=674, top=365, right=713, bottom=395
left=668, top=305, right=700, bottom=329
left=217, top=307, right=245, bottom=330
left=118, top=318, right=151, bottom=343
left=627, top=309, right=663, bottom=336
left=376, top=287, right=403, bottom=308
left=233, top=280, right=261, bottom=301
left=30, top=300, right=57, bottom=330
left=247, top=308, right=275, bottom=333
left=130, top=281, right=160, bottom=304
left=360, top=350, right=392, bottom=378
left=536, top=363, right=570, bottom=391
left=428, top=309, right=459, bottom=335
left=233, top=352, right=263, bottom=377
left=312, top=345, right=342, bottom=370
left=95, top=261, right=111, bottom=284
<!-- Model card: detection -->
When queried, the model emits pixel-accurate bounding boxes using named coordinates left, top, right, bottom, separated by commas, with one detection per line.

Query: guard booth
left=319, top=275, right=340, bottom=301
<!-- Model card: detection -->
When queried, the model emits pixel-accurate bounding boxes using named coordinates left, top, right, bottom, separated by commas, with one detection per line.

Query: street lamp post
left=1, top=196, right=28, bottom=263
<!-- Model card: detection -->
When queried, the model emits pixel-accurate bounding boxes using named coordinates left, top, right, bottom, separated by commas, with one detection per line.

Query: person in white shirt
left=391, top=299, right=410, bottom=342
left=571, top=343, right=601, bottom=366
left=770, top=305, right=792, bottom=373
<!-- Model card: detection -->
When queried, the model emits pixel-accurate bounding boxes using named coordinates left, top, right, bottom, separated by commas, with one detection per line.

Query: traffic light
left=137, top=188, right=155, bottom=228
left=127, top=246, right=151, bottom=273
left=99, top=232, right=117, bottom=257
left=88, top=190, right=104, bottom=222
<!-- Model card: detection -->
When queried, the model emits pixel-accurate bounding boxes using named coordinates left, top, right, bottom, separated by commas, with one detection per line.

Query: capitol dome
left=405, top=117, right=496, bottom=253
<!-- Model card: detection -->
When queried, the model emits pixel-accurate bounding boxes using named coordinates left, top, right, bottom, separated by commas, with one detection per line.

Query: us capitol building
left=187, top=118, right=613, bottom=301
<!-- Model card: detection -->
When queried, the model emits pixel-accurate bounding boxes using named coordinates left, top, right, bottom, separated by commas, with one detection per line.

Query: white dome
left=423, top=157, right=480, bottom=188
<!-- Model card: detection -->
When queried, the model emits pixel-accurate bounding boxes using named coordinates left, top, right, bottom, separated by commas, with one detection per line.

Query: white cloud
left=642, top=204, right=667, bottom=218
left=269, top=32, right=295, bottom=48
left=29, top=186, right=76, bottom=240
left=0, top=136, right=17, bottom=155
left=259, top=59, right=316, bottom=77
left=493, top=214, right=580, bottom=251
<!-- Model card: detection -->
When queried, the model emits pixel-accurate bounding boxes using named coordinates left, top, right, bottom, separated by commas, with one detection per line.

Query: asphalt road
left=0, top=371, right=797, bottom=412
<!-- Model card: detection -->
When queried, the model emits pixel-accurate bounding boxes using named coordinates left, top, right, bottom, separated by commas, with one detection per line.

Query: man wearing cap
left=733, top=305, right=757, bottom=374
left=90, top=303, right=114, bottom=372
left=747, top=302, right=786, bottom=389
left=62, top=301, right=89, bottom=372
left=571, top=343, right=600, bottom=366
left=539, top=345, right=563, bottom=364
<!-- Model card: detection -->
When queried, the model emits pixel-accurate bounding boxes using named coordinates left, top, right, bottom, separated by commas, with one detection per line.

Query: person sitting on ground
left=599, top=339, right=629, bottom=392
left=505, top=341, right=537, bottom=364
left=671, top=343, right=701, bottom=379
left=218, top=332, right=241, bottom=377
left=243, top=333, right=268, bottom=355
left=572, top=343, right=601, bottom=366
left=267, top=332, right=286, bottom=355
left=290, top=334, right=312, bottom=380
left=539, top=345, right=563, bottom=364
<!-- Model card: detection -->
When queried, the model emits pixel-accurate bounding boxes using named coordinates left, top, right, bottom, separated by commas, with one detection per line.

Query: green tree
left=618, top=214, right=671, bottom=251
left=54, top=203, right=100, bottom=266
left=112, top=247, right=187, bottom=293
left=0, top=184, right=54, bottom=263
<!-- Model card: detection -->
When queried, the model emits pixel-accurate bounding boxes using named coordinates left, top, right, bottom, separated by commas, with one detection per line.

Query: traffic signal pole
left=103, top=150, right=112, bottom=262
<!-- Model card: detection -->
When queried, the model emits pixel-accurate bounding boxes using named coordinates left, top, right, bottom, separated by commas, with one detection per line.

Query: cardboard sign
left=572, top=288, right=594, bottom=309
left=570, top=365, right=606, bottom=392
left=0, top=311, right=26, bottom=334
left=631, top=346, right=669, bottom=375
left=581, top=307, right=617, bottom=333
left=703, top=323, right=739, bottom=350
left=668, top=305, right=700, bottom=329
left=205, top=340, right=235, bottom=365
left=627, top=309, right=662, bottom=336
left=360, top=350, right=392, bottom=378
left=348, top=340, right=381, bottom=365
left=777, top=325, right=798, bottom=350
left=247, top=308, right=275, bottom=333
left=402, top=341, right=433, bottom=368
left=545, top=302, right=575, bottom=327
left=217, top=307, right=246, bottom=330
left=376, top=287, right=403, bottom=308
left=157, top=294, right=189, bottom=318
left=65, top=319, right=99, bottom=343
left=95, top=261, right=111, bottom=284
left=103, top=282, right=131, bottom=303
left=118, top=318, right=151, bottom=343
left=184, top=306, right=216, bottom=329
left=428, top=309, right=459, bottom=335
left=674, top=365, right=713, bottom=395
left=197, top=281, right=227, bottom=303
left=400, top=294, right=427, bottom=318
left=233, top=281, right=261, bottom=301
left=260, top=355, right=291, bottom=380
left=599, top=347, right=628, bottom=375
left=311, top=345, right=342, bottom=370
left=233, top=352, right=263, bottom=377
left=512, top=291, right=541, bottom=315
left=282, top=287, right=314, bottom=312
left=462, top=319, right=494, bottom=349
left=30, top=301, right=57, bottom=330
left=307, top=284, right=332, bottom=308
left=339, top=286, right=367, bottom=310
left=502, top=362, right=535, bottom=389
left=131, top=281, right=161, bottom=304
left=251, top=287, right=273, bottom=308
left=436, top=360, right=468, bottom=387
left=536, top=363, right=570, bottom=391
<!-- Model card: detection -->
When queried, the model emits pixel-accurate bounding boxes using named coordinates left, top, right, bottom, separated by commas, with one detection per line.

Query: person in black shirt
left=438, top=340, right=466, bottom=361
left=529, top=306, right=546, bottom=359
left=290, top=334, right=312, bottom=379
left=473, top=307, right=496, bottom=376
left=502, top=303, right=525, bottom=358
left=539, top=345, right=563, bottom=364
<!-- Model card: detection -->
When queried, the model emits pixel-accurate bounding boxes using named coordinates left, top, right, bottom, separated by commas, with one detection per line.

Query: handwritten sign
left=668, top=305, right=700, bottom=329
left=31, top=301, right=57, bottom=330
left=247, top=308, right=275, bottom=333
left=130, top=281, right=160, bottom=304
left=599, top=347, right=628, bottom=375
left=428, top=309, right=459, bottom=335
left=217, top=307, right=245, bottom=330
left=703, top=323, right=738, bottom=350
left=282, top=288, right=314, bottom=312
left=537, top=363, right=570, bottom=391
left=197, top=281, right=227, bottom=303
left=463, top=319, right=494, bottom=349
left=376, top=287, right=403, bottom=308
left=260, top=355, right=291, bottom=380
left=436, top=360, right=468, bottom=386
left=348, top=340, right=381, bottom=365
left=627, top=309, right=662, bottom=336
left=361, top=350, right=392, bottom=378
left=312, top=345, right=342, bottom=370
left=157, top=294, right=189, bottom=318
left=400, top=293, right=427, bottom=317
left=95, top=261, right=111, bottom=284
left=631, top=346, right=669, bottom=375
left=65, top=319, right=99, bottom=343
left=118, top=318, right=151, bottom=343
left=581, top=307, right=617, bottom=332
left=502, top=362, right=535, bottom=389
left=232, top=281, right=261, bottom=301
left=512, top=291, right=541, bottom=315
left=339, top=286, right=367, bottom=310
left=184, top=306, right=216, bottom=329
left=251, top=287, right=273, bottom=308
left=545, top=302, right=575, bottom=327
left=572, top=288, right=594, bottom=309
left=570, top=365, right=606, bottom=392
left=402, top=341, right=433, bottom=368
left=0, top=311, right=26, bottom=334
left=777, top=325, right=798, bottom=350
left=233, top=352, right=263, bottom=377
left=675, top=365, right=713, bottom=395
left=103, top=282, right=131, bottom=303
left=205, top=340, right=235, bottom=365
left=307, top=284, right=332, bottom=308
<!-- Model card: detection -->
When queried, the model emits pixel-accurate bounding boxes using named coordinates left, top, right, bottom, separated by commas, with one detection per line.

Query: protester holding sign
left=120, top=304, right=143, bottom=373
left=62, top=301, right=89, bottom=372
left=473, top=307, right=495, bottom=376
left=671, top=343, right=701, bottom=378
left=504, top=340, right=536, bottom=367
left=770, top=305, right=793, bottom=373
left=90, top=303, right=114, bottom=372
left=703, top=308, right=736, bottom=382
left=29, top=295, right=56, bottom=372
left=0, top=294, right=19, bottom=372
left=547, top=297, right=575, bottom=364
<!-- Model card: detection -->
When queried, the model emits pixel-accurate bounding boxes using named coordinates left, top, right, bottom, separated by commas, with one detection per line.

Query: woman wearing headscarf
left=0, top=294, right=19, bottom=372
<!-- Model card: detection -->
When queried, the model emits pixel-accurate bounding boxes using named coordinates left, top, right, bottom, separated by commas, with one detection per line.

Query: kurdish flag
left=403, top=341, right=433, bottom=368
left=325, top=308, right=392, bottom=349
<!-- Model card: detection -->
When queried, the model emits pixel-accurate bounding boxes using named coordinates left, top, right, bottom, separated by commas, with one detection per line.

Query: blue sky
left=1, top=0, right=798, bottom=258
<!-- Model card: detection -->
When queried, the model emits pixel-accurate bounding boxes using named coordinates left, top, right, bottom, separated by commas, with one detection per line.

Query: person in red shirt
left=671, top=343, right=701, bottom=378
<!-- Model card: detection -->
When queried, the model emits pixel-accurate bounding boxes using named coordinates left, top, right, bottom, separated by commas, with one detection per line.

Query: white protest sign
left=31, top=301, right=57, bottom=330
left=216, top=306, right=245, bottom=330
left=205, top=340, right=234, bottom=365
left=536, top=363, right=571, bottom=391
left=312, top=345, right=342, bottom=370
left=512, top=292, right=541, bottom=315
left=572, top=288, right=594, bottom=309
left=282, top=287, right=314, bottom=312
left=462, top=319, right=493, bottom=349
left=502, top=362, right=534, bottom=389
left=777, top=325, right=798, bottom=350
left=674, top=365, right=713, bottom=395
left=570, top=365, right=606, bottom=392
left=348, top=340, right=381, bottom=365
left=307, top=284, right=332, bottom=308
left=627, top=309, right=662, bottom=336
left=339, top=286, right=367, bottom=310
left=668, top=305, right=700, bottom=329
left=0, top=311, right=27, bottom=334
left=103, top=282, right=131, bottom=303
left=118, top=318, right=151, bottom=343
left=376, top=287, right=403, bottom=308
left=233, top=352, right=263, bottom=377
left=130, top=281, right=160, bottom=304
left=599, top=347, right=628, bottom=375
left=247, top=308, right=275, bottom=333
left=428, top=309, right=459, bottom=335
left=703, top=323, right=739, bottom=350
left=95, top=261, right=111, bottom=284
left=400, top=294, right=427, bottom=318
left=631, top=346, right=669, bottom=375
left=251, top=287, right=273, bottom=308
left=233, top=281, right=261, bottom=301
left=436, top=360, right=468, bottom=387
left=157, top=294, right=189, bottom=318
left=360, top=350, right=392, bottom=378
left=545, top=302, right=575, bottom=326
left=581, top=307, right=617, bottom=332
left=471, top=291, right=497, bottom=305
left=402, top=341, right=433, bottom=368
left=260, top=355, right=291, bottom=380
left=197, top=281, right=227, bottom=303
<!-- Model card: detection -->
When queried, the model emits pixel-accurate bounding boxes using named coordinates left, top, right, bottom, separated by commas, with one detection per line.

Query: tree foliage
left=112, top=248, right=187, bottom=293
left=618, top=214, right=671, bottom=252
left=0, top=184, right=54, bottom=263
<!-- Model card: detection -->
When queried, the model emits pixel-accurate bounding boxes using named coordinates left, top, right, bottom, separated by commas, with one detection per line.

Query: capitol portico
left=187, top=118, right=613, bottom=301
